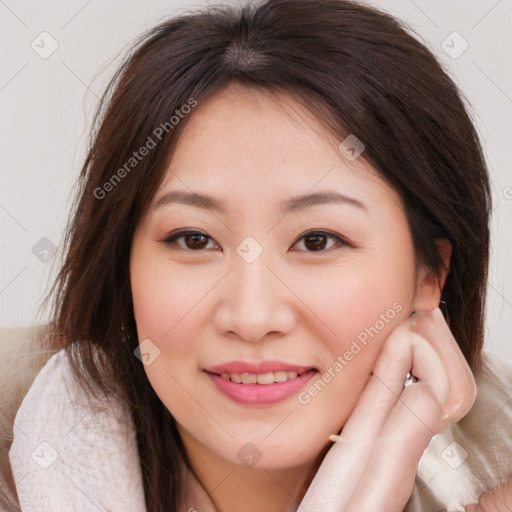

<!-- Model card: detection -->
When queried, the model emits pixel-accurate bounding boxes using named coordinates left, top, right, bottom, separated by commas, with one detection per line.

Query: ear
left=411, top=239, right=452, bottom=312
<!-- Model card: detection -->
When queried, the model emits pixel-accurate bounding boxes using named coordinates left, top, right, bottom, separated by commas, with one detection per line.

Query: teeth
left=230, top=373, right=242, bottom=383
left=257, top=372, right=274, bottom=385
left=273, top=371, right=289, bottom=382
left=241, top=373, right=257, bottom=384
left=219, top=370, right=302, bottom=384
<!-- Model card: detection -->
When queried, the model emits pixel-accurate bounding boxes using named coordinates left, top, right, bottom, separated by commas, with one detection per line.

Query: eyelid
left=291, top=229, right=351, bottom=251
left=162, top=229, right=220, bottom=251
left=161, top=228, right=352, bottom=252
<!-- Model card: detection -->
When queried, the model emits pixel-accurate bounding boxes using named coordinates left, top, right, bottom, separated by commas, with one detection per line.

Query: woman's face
left=130, top=83, right=432, bottom=470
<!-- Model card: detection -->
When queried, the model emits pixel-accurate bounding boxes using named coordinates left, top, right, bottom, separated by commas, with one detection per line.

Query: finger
left=370, top=317, right=450, bottom=428
left=465, top=505, right=485, bottom=512
left=474, top=477, right=512, bottom=512
left=340, top=311, right=449, bottom=443
left=345, top=342, right=447, bottom=511
left=345, top=390, right=442, bottom=511
left=408, top=308, right=477, bottom=422
left=298, top=308, right=476, bottom=512
left=298, top=364, right=406, bottom=509
left=299, top=315, right=420, bottom=511
left=344, top=310, right=477, bottom=511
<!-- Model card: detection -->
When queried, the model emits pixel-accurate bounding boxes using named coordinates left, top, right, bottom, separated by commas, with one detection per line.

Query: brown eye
left=292, top=230, right=347, bottom=252
left=163, top=230, right=217, bottom=251
left=303, top=234, right=330, bottom=251
left=162, top=229, right=349, bottom=253
left=183, top=233, right=209, bottom=250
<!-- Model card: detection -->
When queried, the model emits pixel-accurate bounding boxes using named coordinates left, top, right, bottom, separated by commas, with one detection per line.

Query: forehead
left=152, top=84, right=401, bottom=214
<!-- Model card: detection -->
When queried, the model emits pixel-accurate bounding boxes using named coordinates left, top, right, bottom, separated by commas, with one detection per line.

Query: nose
left=213, top=247, right=297, bottom=343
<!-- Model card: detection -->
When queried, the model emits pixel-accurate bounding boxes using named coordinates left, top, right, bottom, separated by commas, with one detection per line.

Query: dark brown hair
left=38, top=0, right=491, bottom=510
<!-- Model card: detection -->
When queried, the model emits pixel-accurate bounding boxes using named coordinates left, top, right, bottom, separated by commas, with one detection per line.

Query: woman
left=4, top=0, right=512, bottom=510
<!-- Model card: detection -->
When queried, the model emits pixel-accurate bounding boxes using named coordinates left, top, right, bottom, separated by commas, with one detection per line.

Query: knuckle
left=399, top=384, right=444, bottom=431
left=477, top=483, right=512, bottom=512
left=442, top=371, right=477, bottom=423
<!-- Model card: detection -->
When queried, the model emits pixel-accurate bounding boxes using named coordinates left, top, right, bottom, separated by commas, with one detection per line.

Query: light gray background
left=1, top=0, right=511, bottom=363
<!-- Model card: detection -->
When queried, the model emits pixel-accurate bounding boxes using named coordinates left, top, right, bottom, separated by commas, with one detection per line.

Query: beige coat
left=1, top=325, right=512, bottom=511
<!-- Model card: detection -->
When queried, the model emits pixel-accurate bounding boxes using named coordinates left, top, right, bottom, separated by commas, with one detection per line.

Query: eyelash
left=161, top=229, right=351, bottom=253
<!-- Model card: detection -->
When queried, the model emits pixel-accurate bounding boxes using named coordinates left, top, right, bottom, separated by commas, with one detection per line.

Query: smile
left=203, top=369, right=318, bottom=405
left=218, top=370, right=308, bottom=384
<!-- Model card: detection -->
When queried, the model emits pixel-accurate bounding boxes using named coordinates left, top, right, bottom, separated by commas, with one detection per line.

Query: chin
left=211, top=432, right=327, bottom=470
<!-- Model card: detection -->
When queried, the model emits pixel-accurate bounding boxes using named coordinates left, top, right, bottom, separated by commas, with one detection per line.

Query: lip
left=203, top=360, right=315, bottom=375
left=203, top=361, right=318, bottom=405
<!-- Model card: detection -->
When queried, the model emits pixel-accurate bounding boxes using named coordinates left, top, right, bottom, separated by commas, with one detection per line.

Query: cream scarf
left=8, top=348, right=512, bottom=511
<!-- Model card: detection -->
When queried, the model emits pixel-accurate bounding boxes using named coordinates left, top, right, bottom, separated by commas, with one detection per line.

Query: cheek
left=131, top=264, right=204, bottom=365
left=289, top=271, right=412, bottom=448
left=130, top=252, right=211, bottom=341
left=288, top=256, right=415, bottom=348
left=287, top=251, right=415, bottom=407
left=130, top=274, right=204, bottom=434
left=130, top=249, right=209, bottom=408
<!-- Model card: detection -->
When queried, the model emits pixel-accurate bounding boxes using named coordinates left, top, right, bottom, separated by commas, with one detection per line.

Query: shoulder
left=8, top=344, right=147, bottom=511
left=404, top=351, right=512, bottom=511
left=0, top=324, right=56, bottom=511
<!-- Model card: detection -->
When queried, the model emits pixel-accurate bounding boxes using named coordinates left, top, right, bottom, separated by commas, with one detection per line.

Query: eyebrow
left=153, top=189, right=368, bottom=214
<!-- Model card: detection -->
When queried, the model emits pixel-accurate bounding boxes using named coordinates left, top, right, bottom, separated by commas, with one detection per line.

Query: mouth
left=202, top=364, right=319, bottom=405
left=204, top=368, right=314, bottom=385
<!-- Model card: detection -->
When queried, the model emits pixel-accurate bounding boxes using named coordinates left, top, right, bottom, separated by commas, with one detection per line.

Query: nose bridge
left=235, top=246, right=272, bottom=308
left=215, top=236, right=295, bottom=342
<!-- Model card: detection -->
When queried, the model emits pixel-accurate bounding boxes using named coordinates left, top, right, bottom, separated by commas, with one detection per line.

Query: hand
left=298, top=307, right=477, bottom=512
left=465, top=478, right=512, bottom=511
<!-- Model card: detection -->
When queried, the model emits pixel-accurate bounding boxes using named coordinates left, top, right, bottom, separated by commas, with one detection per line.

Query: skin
left=130, top=82, right=477, bottom=511
left=465, top=479, right=512, bottom=511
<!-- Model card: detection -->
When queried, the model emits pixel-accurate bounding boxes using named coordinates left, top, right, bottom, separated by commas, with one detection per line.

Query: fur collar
left=7, top=347, right=512, bottom=511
